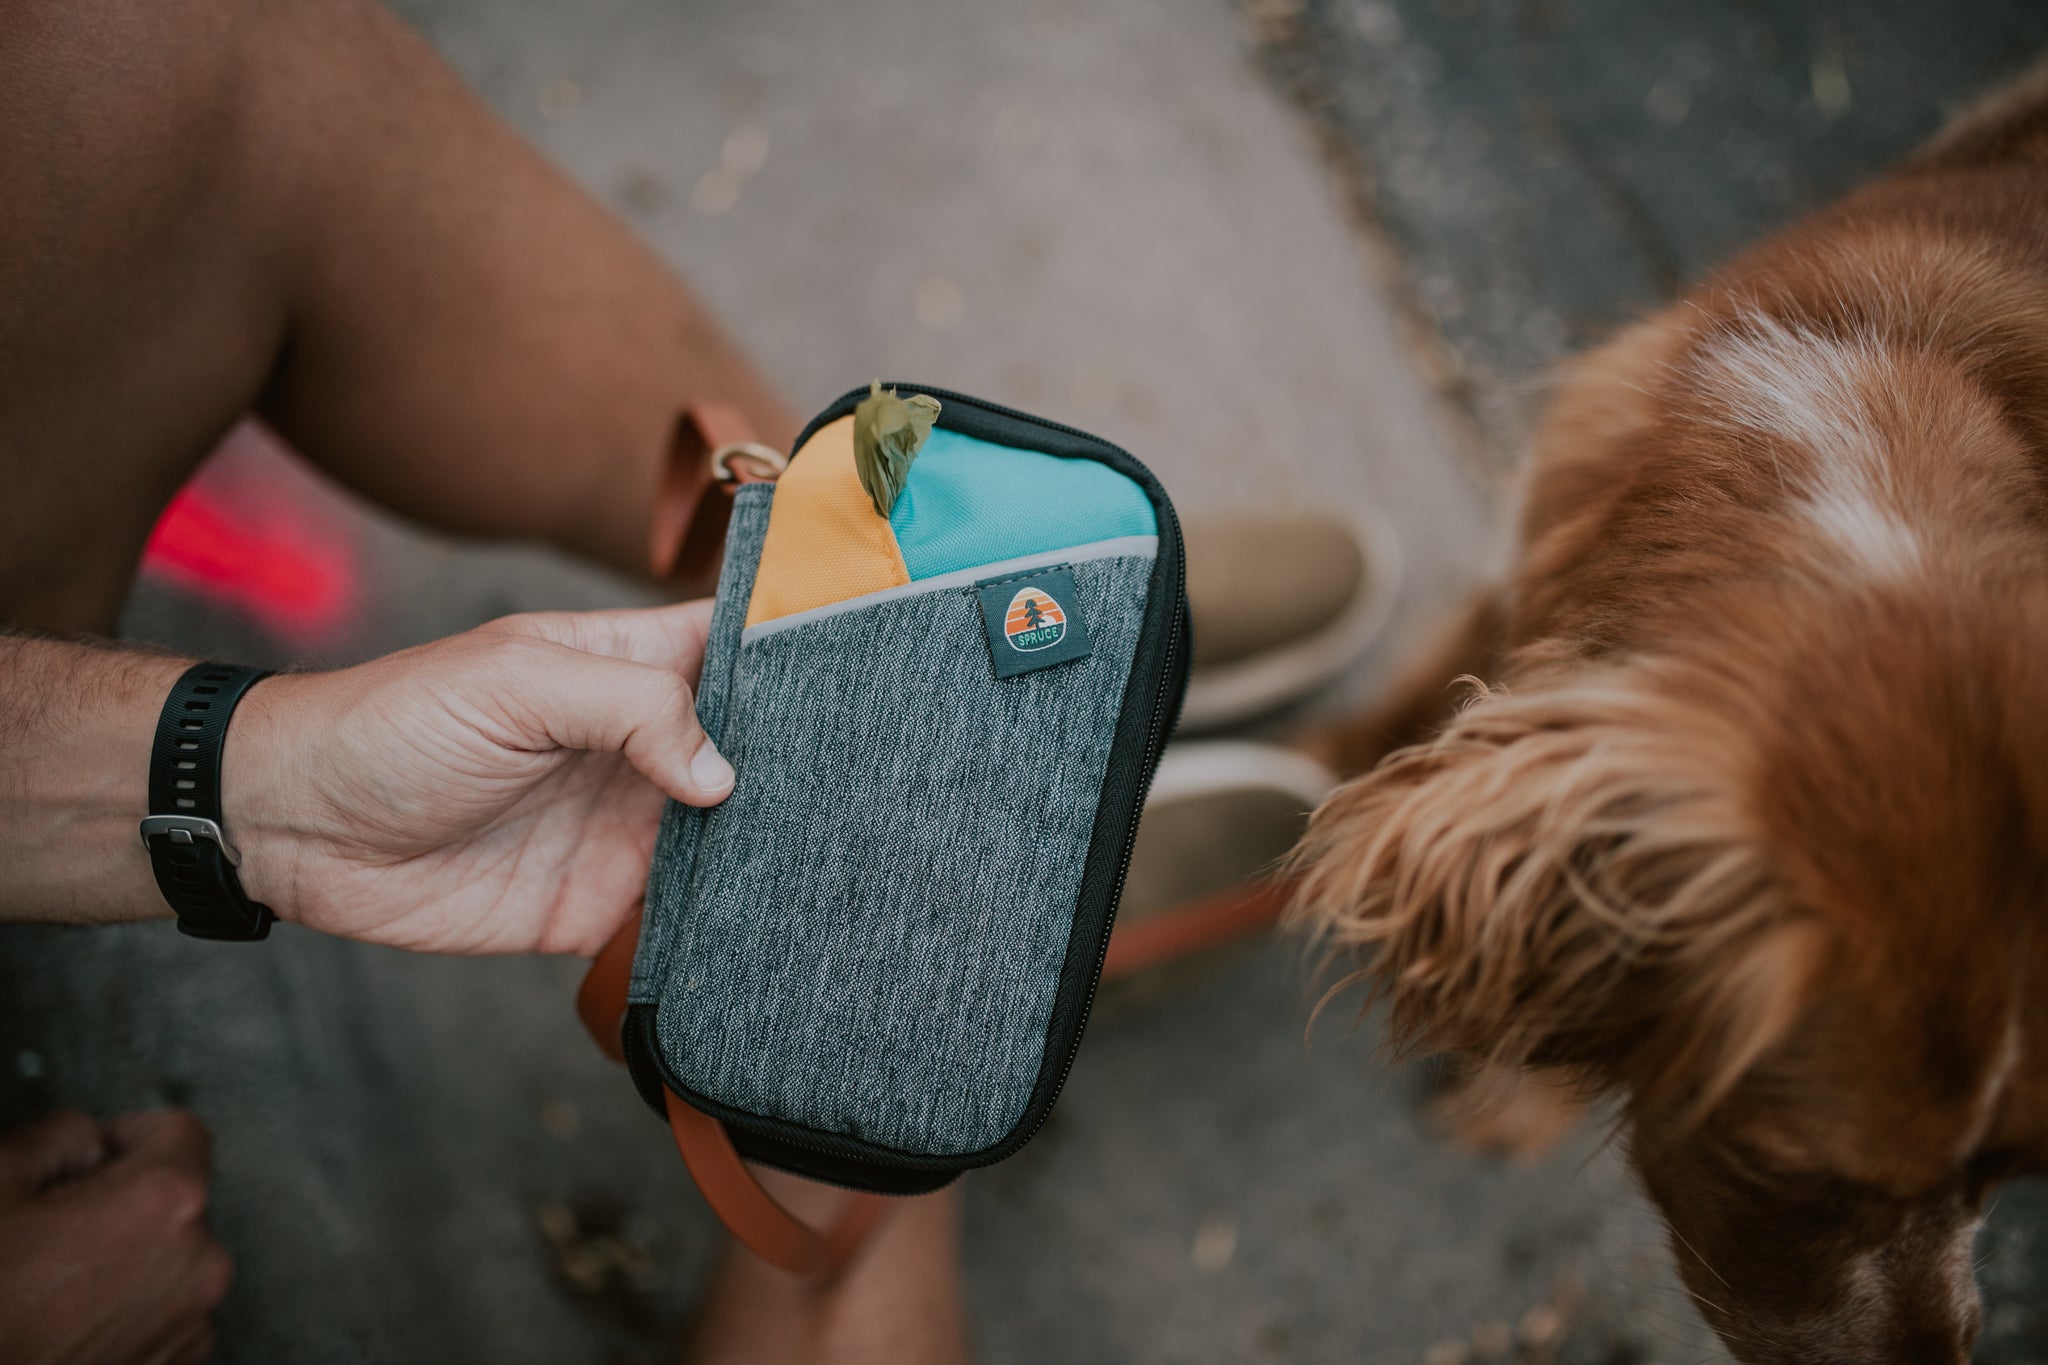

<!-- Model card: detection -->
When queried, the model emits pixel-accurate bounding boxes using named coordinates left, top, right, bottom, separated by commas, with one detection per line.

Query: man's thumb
left=493, top=638, right=734, bottom=806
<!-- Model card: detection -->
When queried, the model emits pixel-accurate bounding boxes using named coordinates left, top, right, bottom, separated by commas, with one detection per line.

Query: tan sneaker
left=1178, top=506, right=1400, bottom=731
left=1105, top=742, right=1336, bottom=977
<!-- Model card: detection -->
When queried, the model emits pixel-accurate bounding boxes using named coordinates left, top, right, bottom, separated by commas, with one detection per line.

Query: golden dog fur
left=1295, top=62, right=2048, bottom=1363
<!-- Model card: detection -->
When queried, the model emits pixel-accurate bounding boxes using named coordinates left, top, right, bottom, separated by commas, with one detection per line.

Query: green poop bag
left=852, top=380, right=942, bottom=517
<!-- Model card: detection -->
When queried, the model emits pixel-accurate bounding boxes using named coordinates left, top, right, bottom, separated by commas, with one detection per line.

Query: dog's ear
left=1290, top=669, right=1832, bottom=1120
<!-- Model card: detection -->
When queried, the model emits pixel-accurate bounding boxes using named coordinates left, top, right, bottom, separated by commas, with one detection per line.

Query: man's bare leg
left=0, top=0, right=792, bottom=635
left=248, top=0, right=799, bottom=570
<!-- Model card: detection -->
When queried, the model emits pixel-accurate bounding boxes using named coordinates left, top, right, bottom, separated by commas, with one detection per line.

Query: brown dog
left=1294, top=63, right=2048, bottom=1363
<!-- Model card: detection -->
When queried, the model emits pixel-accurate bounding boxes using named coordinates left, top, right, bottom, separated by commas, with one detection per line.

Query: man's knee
left=0, top=0, right=265, bottom=221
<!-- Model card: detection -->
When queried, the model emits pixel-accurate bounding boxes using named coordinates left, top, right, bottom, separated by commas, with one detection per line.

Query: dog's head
left=1293, top=582, right=2048, bottom=1363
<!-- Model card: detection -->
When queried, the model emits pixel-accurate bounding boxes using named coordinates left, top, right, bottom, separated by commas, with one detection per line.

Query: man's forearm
left=0, top=600, right=729, bottom=952
left=0, top=634, right=189, bottom=924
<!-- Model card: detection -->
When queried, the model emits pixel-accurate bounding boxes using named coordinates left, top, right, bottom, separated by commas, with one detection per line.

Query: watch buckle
left=139, top=814, right=242, bottom=868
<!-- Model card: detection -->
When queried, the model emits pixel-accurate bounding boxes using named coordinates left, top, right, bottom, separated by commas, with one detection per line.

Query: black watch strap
left=143, top=663, right=276, bottom=941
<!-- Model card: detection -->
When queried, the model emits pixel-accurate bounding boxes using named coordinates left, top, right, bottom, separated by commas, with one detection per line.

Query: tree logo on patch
left=1003, top=588, right=1068, bottom=652
left=977, top=567, right=1089, bottom=678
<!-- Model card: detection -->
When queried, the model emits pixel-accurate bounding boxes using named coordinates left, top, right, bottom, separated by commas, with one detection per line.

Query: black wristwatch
left=140, top=662, right=276, bottom=941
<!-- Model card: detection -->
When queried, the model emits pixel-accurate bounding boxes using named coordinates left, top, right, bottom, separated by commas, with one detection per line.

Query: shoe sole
left=1144, top=739, right=1339, bottom=811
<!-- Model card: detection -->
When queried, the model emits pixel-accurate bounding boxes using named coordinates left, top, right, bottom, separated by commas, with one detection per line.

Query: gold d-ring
left=710, top=441, right=787, bottom=487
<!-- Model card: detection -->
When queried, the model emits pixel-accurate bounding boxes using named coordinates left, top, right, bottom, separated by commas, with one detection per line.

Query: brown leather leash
left=1100, top=875, right=1294, bottom=981
left=583, top=400, right=1290, bottom=1277
left=649, top=401, right=789, bottom=596
left=577, top=916, right=887, bottom=1280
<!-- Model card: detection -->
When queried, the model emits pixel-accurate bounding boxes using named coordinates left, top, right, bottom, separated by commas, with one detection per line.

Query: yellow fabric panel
left=745, top=415, right=911, bottom=627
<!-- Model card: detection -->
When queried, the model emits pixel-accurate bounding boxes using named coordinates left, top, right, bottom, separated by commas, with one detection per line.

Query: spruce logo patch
left=1002, top=588, right=1068, bottom=652
left=977, top=566, right=1092, bottom=678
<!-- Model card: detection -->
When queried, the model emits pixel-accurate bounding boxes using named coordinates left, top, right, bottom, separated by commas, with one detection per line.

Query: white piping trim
left=740, top=534, right=1159, bottom=643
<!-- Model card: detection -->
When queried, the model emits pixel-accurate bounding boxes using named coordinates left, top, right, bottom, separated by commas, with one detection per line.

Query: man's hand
left=0, top=1110, right=231, bottom=1365
left=223, top=600, right=730, bottom=955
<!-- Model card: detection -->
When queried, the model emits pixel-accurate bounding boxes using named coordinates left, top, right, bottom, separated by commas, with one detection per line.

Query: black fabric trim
left=629, top=385, right=1187, bottom=1188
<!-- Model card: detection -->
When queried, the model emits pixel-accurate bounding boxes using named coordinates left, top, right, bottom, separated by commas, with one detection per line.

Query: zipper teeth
left=679, top=383, right=1186, bottom=1174
left=1004, top=521, right=1184, bottom=1157
left=792, top=382, right=1157, bottom=473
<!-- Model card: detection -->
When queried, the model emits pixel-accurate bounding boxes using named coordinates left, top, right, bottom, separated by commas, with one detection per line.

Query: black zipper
left=993, top=491, right=1186, bottom=1161
left=630, top=383, right=1189, bottom=1184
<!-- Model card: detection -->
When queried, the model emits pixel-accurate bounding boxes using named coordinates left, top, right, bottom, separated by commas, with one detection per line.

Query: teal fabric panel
left=889, top=428, right=1157, bottom=580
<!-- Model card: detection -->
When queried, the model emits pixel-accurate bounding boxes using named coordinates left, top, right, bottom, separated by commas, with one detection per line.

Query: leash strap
left=1100, top=876, right=1293, bottom=980
left=649, top=401, right=787, bottom=592
left=578, top=918, right=888, bottom=1280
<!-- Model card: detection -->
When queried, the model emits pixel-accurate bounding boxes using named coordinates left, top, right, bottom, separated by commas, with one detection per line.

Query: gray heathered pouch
left=620, top=384, right=1188, bottom=1194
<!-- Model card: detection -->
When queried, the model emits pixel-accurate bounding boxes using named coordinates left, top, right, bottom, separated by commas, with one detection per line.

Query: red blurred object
left=141, top=481, right=360, bottom=643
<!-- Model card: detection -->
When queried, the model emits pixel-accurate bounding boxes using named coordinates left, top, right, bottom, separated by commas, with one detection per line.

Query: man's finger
left=0, top=1110, right=107, bottom=1196
left=488, top=599, right=715, bottom=675
left=105, top=1109, right=213, bottom=1180
left=490, top=637, right=733, bottom=805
